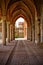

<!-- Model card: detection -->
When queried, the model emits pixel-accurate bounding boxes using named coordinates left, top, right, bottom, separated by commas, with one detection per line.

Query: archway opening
left=15, top=17, right=27, bottom=40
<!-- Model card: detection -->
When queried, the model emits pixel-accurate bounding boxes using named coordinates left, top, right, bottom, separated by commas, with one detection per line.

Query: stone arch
left=13, top=14, right=31, bottom=40
left=13, top=14, right=30, bottom=25
left=11, top=9, right=31, bottom=26
left=11, top=10, right=32, bottom=40
left=7, top=0, right=36, bottom=15
left=8, top=1, right=32, bottom=17
left=6, top=1, right=33, bottom=23
left=6, top=0, right=38, bottom=22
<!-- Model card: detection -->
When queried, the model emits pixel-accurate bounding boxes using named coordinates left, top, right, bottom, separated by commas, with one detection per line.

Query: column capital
left=2, top=15, right=6, bottom=20
left=7, top=21, right=10, bottom=24
left=10, top=24, right=14, bottom=27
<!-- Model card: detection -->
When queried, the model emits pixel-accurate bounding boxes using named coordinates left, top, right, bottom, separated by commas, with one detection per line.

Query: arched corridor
left=0, top=0, right=43, bottom=65
left=0, top=0, right=43, bottom=44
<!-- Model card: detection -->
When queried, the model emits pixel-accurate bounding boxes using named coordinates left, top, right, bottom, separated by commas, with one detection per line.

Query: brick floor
left=0, top=40, right=43, bottom=65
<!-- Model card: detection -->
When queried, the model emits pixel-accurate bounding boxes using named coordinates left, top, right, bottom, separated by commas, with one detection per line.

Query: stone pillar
left=32, top=24, right=35, bottom=42
left=31, top=25, right=32, bottom=41
left=23, top=21, right=27, bottom=39
left=14, top=23, right=15, bottom=39
left=2, top=19, right=6, bottom=45
left=33, top=23, right=35, bottom=43
left=40, top=5, right=43, bottom=43
left=7, top=22, right=10, bottom=42
left=27, top=25, right=31, bottom=41
left=38, top=19, right=41, bottom=43
left=35, top=21, right=39, bottom=44
left=12, top=25, right=13, bottom=40
left=11, top=24, right=15, bottom=41
left=31, top=18, right=35, bottom=42
left=27, top=27, right=29, bottom=40
left=12, top=25, right=14, bottom=40
left=1, top=0, right=6, bottom=45
left=10, top=24, right=12, bottom=41
left=35, top=12, right=39, bottom=44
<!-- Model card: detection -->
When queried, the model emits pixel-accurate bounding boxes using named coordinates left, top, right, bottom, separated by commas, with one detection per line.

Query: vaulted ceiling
left=0, top=0, right=43, bottom=24
left=6, top=0, right=36, bottom=23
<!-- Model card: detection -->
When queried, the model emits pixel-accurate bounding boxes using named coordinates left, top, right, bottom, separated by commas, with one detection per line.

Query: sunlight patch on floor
left=15, top=38, right=27, bottom=40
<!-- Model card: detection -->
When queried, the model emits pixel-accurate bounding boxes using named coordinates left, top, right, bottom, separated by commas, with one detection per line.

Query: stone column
left=32, top=24, right=34, bottom=42
left=1, top=1, right=6, bottom=45
left=24, top=21, right=27, bottom=39
left=7, top=22, right=10, bottom=42
left=31, top=18, right=35, bottom=42
left=2, top=19, right=6, bottom=45
left=31, top=25, right=32, bottom=41
left=10, top=24, right=12, bottom=41
left=40, top=5, right=43, bottom=43
left=35, top=21, right=39, bottom=44
left=38, top=19, right=41, bottom=43
left=13, top=27, right=15, bottom=40
left=35, top=15, right=39, bottom=44
left=27, top=25, right=31, bottom=41
left=27, top=27, right=29, bottom=40
left=12, top=25, right=13, bottom=40
left=12, top=25, right=14, bottom=40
